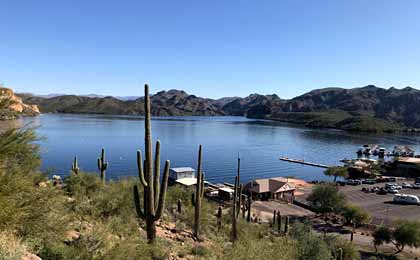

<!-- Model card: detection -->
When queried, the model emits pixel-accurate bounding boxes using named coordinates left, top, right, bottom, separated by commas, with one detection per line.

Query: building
left=243, top=177, right=296, bottom=202
left=394, top=157, right=420, bottom=170
left=169, top=167, right=196, bottom=181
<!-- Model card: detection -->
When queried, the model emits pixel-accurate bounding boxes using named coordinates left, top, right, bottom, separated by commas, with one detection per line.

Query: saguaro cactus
left=272, top=210, right=277, bottom=227
left=337, top=248, right=343, bottom=260
left=217, top=206, right=222, bottom=231
left=71, top=156, right=79, bottom=175
left=277, top=212, right=282, bottom=233
left=97, top=148, right=108, bottom=183
left=133, top=84, right=170, bottom=243
left=284, top=216, right=289, bottom=234
left=246, top=194, right=252, bottom=222
left=231, top=157, right=241, bottom=242
left=193, top=145, right=205, bottom=240
left=177, top=199, right=182, bottom=213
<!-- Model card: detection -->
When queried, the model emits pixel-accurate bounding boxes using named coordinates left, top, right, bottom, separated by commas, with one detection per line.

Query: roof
left=244, top=178, right=296, bottom=194
left=175, top=178, right=201, bottom=186
left=395, top=157, right=420, bottom=164
left=219, top=187, right=234, bottom=193
left=175, top=178, right=196, bottom=186
left=170, top=167, right=195, bottom=173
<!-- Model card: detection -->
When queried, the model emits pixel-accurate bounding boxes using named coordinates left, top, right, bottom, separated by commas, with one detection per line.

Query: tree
left=324, top=166, right=348, bottom=182
left=341, top=204, right=370, bottom=227
left=372, top=225, right=392, bottom=252
left=392, top=220, right=420, bottom=254
left=372, top=221, right=420, bottom=254
left=307, top=184, right=346, bottom=215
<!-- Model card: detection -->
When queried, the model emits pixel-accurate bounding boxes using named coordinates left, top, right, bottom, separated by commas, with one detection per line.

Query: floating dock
left=279, top=157, right=329, bottom=168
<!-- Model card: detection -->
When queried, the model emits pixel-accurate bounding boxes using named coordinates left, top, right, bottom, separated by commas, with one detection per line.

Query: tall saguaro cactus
left=71, top=156, right=79, bottom=175
left=133, top=84, right=170, bottom=243
left=97, top=148, right=108, bottom=183
left=231, top=157, right=241, bottom=242
left=193, top=145, right=205, bottom=240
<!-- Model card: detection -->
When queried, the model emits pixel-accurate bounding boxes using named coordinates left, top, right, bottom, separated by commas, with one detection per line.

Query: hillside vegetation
left=0, top=85, right=362, bottom=260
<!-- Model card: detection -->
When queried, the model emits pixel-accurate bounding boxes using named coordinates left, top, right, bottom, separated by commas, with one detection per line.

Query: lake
left=8, top=114, right=420, bottom=184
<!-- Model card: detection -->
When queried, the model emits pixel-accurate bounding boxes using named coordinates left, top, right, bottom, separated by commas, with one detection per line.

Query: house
left=243, top=177, right=296, bottom=203
left=169, top=167, right=196, bottom=181
left=394, top=157, right=420, bottom=170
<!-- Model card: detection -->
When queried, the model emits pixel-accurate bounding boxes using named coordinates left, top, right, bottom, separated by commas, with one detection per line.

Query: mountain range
left=18, top=85, right=420, bottom=132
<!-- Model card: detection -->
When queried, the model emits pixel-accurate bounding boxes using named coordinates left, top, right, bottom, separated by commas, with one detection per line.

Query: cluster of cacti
left=97, top=148, right=108, bottom=184
left=192, top=145, right=205, bottom=240
left=272, top=210, right=289, bottom=235
left=71, top=156, right=79, bottom=175
left=231, top=157, right=241, bottom=242
left=133, top=84, right=171, bottom=243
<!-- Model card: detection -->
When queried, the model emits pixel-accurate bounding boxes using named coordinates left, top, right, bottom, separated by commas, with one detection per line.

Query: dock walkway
left=279, top=157, right=329, bottom=168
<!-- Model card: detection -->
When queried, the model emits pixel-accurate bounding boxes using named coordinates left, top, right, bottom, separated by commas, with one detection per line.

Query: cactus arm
left=97, top=157, right=101, bottom=170
left=133, top=185, right=145, bottom=219
left=154, top=160, right=170, bottom=220
left=137, top=150, right=148, bottom=187
left=72, top=156, right=79, bottom=175
left=153, top=140, right=161, bottom=209
left=200, top=173, right=205, bottom=198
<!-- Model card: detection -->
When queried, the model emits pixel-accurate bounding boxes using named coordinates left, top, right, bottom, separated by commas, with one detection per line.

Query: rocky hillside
left=19, top=85, right=420, bottom=132
left=20, top=89, right=223, bottom=116
left=0, top=87, right=40, bottom=120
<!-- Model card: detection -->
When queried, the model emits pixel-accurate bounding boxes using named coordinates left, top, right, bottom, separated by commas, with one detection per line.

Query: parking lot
left=340, top=181, right=420, bottom=224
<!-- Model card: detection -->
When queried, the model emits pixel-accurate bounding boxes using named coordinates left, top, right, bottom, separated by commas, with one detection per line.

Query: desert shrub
left=289, top=222, right=332, bottom=260
left=324, top=234, right=359, bottom=260
left=0, top=127, right=40, bottom=172
left=0, top=231, right=30, bottom=260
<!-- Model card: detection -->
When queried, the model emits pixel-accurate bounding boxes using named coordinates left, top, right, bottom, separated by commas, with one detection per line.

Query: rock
left=22, top=253, right=42, bottom=260
left=0, top=87, right=40, bottom=117
left=38, top=182, right=48, bottom=188
left=64, top=230, right=80, bottom=244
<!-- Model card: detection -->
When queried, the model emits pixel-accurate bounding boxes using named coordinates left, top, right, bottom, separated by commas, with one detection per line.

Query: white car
left=395, top=185, right=403, bottom=190
left=402, top=183, right=413, bottom=189
left=413, top=184, right=420, bottom=189
left=387, top=188, right=399, bottom=194
left=394, top=194, right=420, bottom=205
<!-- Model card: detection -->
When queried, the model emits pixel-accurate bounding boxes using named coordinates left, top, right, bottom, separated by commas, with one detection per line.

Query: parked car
left=393, top=194, right=420, bottom=205
left=362, top=179, right=376, bottom=185
left=386, top=188, right=399, bottom=194
left=377, top=188, right=388, bottom=195
left=402, top=183, right=413, bottom=189
left=413, top=184, right=420, bottom=189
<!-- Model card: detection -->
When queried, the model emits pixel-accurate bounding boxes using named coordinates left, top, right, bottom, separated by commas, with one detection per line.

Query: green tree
left=307, top=183, right=346, bottom=215
left=341, top=204, right=371, bottom=227
left=372, top=225, right=392, bottom=252
left=392, top=220, right=420, bottom=254
left=324, top=166, right=348, bottom=182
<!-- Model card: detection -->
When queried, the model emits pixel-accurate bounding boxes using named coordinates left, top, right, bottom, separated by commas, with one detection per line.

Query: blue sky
left=1, top=0, right=420, bottom=99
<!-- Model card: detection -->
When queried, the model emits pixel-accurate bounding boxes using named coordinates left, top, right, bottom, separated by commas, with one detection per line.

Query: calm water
left=8, top=114, right=420, bottom=184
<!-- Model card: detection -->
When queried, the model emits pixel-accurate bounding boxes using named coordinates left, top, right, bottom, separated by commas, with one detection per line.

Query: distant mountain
left=20, top=89, right=223, bottom=116
left=18, top=85, right=420, bottom=132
